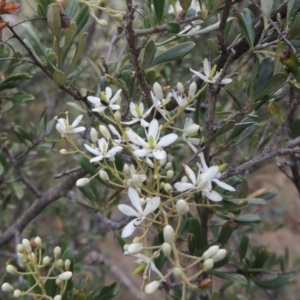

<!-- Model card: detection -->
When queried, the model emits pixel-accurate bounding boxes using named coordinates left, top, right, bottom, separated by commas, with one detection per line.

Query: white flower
left=84, top=138, right=123, bottom=162
left=87, top=87, right=121, bottom=113
left=118, top=188, right=160, bottom=238
left=122, top=102, right=153, bottom=127
left=190, top=58, right=232, bottom=85
left=125, top=164, right=147, bottom=190
left=133, top=254, right=164, bottom=280
left=126, top=119, right=178, bottom=167
left=182, top=118, right=200, bottom=153
left=174, top=153, right=235, bottom=202
left=172, top=90, right=195, bottom=111
left=56, top=115, right=85, bottom=134
left=151, top=83, right=170, bottom=121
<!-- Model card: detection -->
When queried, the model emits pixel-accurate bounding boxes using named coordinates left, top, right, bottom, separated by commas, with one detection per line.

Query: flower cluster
left=2, top=237, right=73, bottom=299
left=54, top=66, right=235, bottom=295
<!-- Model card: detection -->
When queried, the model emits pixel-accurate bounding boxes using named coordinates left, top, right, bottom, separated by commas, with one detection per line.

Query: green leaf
left=179, top=0, right=192, bottom=11
left=150, top=42, right=195, bottom=67
left=47, top=4, right=62, bottom=39
left=141, top=40, right=156, bottom=70
left=75, top=4, right=89, bottom=36
left=216, top=212, right=261, bottom=224
left=65, top=0, right=78, bottom=19
left=238, top=8, right=255, bottom=48
left=26, top=263, right=43, bottom=294
left=207, top=38, right=220, bottom=53
left=239, top=235, right=249, bottom=262
left=210, top=270, right=248, bottom=285
left=252, top=57, right=273, bottom=100
left=1, top=101, right=13, bottom=113
left=153, top=0, right=165, bottom=24
left=53, top=69, right=66, bottom=86
left=74, top=155, right=98, bottom=177
left=261, top=0, right=274, bottom=28
left=13, top=125, right=33, bottom=143
left=289, top=14, right=300, bottom=40
left=68, top=32, right=88, bottom=74
left=225, top=122, right=253, bottom=144
left=204, top=120, right=235, bottom=144
left=216, top=221, right=235, bottom=247
left=0, top=73, right=32, bottom=91
left=40, top=0, right=52, bottom=11
left=44, top=271, right=57, bottom=298
left=167, top=21, right=181, bottom=34
left=254, top=73, right=288, bottom=101
left=64, top=22, right=77, bottom=46
left=10, top=93, right=35, bottom=102
left=91, top=282, right=120, bottom=300
left=253, top=275, right=294, bottom=289
left=66, top=66, right=82, bottom=80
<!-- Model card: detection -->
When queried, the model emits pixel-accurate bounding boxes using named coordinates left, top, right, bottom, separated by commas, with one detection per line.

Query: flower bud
left=181, top=175, right=188, bottom=183
left=123, top=164, right=130, bottom=174
left=164, top=183, right=172, bottom=193
left=123, top=244, right=129, bottom=251
left=56, top=259, right=64, bottom=268
left=160, top=182, right=165, bottom=189
left=173, top=267, right=183, bottom=278
left=54, top=296, right=62, bottom=300
left=64, top=259, right=71, bottom=270
left=13, top=289, right=22, bottom=298
left=43, top=256, right=51, bottom=266
left=6, top=265, right=18, bottom=275
left=99, top=170, right=109, bottom=181
left=54, top=247, right=61, bottom=259
left=126, top=243, right=143, bottom=255
left=55, top=279, right=62, bottom=286
left=166, top=170, right=174, bottom=180
left=145, top=280, right=160, bottom=294
left=58, top=271, right=73, bottom=281
left=16, top=244, right=24, bottom=253
left=22, top=239, right=32, bottom=253
left=114, top=111, right=121, bottom=122
left=17, top=253, right=27, bottom=263
left=163, top=225, right=175, bottom=243
left=153, top=250, right=160, bottom=259
left=202, top=245, right=219, bottom=260
left=76, top=178, right=90, bottom=187
left=202, top=258, right=214, bottom=271
left=211, top=249, right=227, bottom=262
left=113, top=14, right=122, bottom=22
left=188, top=82, right=197, bottom=97
left=165, top=162, right=172, bottom=170
left=90, top=128, right=98, bottom=143
left=99, top=125, right=111, bottom=139
left=30, top=252, right=36, bottom=262
left=98, top=19, right=108, bottom=26
left=162, top=242, right=172, bottom=257
left=132, top=237, right=142, bottom=243
left=218, top=163, right=227, bottom=173
left=34, top=236, right=42, bottom=248
left=60, top=149, right=68, bottom=154
left=153, top=82, right=163, bottom=100
left=177, top=82, right=185, bottom=94
left=176, top=200, right=189, bottom=215
left=2, top=282, right=14, bottom=292
left=140, top=197, right=146, bottom=206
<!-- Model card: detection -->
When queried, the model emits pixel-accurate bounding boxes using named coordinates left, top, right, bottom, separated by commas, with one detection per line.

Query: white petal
left=121, top=219, right=138, bottom=238
left=148, top=119, right=159, bottom=140
left=201, top=166, right=219, bottom=180
left=72, top=126, right=86, bottom=133
left=202, top=58, right=211, bottom=77
left=122, top=119, right=139, bottom=125
left=153, top=149, right=166, bottom=160
left=175, top=182, right=195, bottom=192
left=110, top=104, right=121, bottom=110
left=128, top=188, right=143, bottom=213
left=203, top=190, right=223, bottom=202
left=71, top=115, right=83, bottom=127
left=149, top=261, right=164, bottom=279
left=118, top=204, right=138, bottom=217
left=133, top=149, right=150, bottom=157
left=143, top=197, right=160, bottom=215
left=183, top=164, right=196, bottom=184
left=108, top=146, right=123, bottom=155
left=140, top=119, right=150, bottom=127
left=92, top=106, right=107, bottom=112
left=185, top=124, right=200, bottom=135
left=105, top=87, right=112, bottom=99
left=198, top=152, right=208, bottom=170
left=126, top=129, right=148, bottom=146
left=90, top=155, right=104, bottom=162
left=190, top=68, right=209, bottom=83
left=157, top=133, right=178, bottom=147
left=84, top=144, right=101, bottom=156
left=212, top=179, right=235, bottom=191
left=87, top=96, right=100, bottom=105
left=146, top=157, right=154, bottom=167
left=110, top=89, right=122, bottom=103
